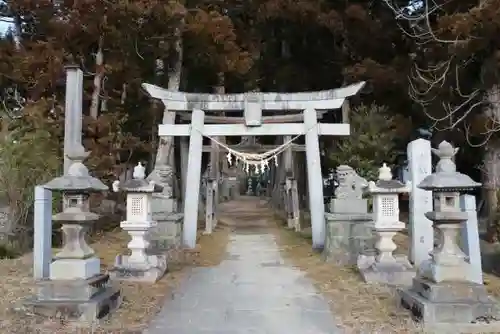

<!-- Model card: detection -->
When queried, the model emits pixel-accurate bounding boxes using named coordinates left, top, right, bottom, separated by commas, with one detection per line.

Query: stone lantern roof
left=418, top=141, right=481, bottom=192
left=113, top=162, right=163, bottom=193
left=44, top=146, right=108, bottom=192
left=366, top=163, right=410, bottom=194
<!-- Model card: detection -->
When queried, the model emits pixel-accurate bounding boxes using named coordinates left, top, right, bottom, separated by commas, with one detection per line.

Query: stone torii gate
left=142, top=82, right=365, bottom=249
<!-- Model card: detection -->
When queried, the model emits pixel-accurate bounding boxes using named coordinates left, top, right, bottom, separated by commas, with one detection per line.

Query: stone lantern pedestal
left=358, top=163, right=415, bottom=286
left=399, top=141, right=500, bottom=327
left=24, top=147, right=121, bottom=323
left=109, top=162, right=167, bottom=282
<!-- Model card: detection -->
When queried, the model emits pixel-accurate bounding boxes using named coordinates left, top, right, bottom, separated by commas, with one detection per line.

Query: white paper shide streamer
left=206, top=135, right=301, bottom=175
left=194, top=123, right=318, bottom=175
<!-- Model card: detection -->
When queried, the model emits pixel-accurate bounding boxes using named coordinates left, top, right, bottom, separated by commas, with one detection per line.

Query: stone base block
left=323, top=213, right=374, bottom=266
left=411, top=277, right=493, bottom=303
left=398, top=278, right=500, bottom=325
left=150, top=213, right=183, bottom=250
left=25, top=274, right=121, bottom=324
left=36, top=274, right=110, bottom=301
left=109, top=254, right=167, bottom=283
left=50, top=257, right=100, bottom=280
left=25, top=286, right=121, bottom=324
left=358, top=256, right=416, bottom=286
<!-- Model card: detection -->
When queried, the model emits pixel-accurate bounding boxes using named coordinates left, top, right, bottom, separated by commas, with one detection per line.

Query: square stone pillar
left=290, top=178, right=301, bottom=232
left=285, top=178, right=294, bottom=229
left=204, top=178, right=216, bottom=235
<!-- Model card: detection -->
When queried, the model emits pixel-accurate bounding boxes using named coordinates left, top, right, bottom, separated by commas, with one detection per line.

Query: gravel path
left=144, top=197, right=341, bottom=334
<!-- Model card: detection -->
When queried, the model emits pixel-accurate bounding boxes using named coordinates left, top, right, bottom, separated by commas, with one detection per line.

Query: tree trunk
left=484, top=86, right=500, bottom=242
left=148, top=23, right=184, bottom=201
left=160, top=26, right=183, bottom=168
left=89, top=36, right=104, bottom=119
left=483, top=140, right=500, bottom=241
left=162, top=29, right=183, bottom=169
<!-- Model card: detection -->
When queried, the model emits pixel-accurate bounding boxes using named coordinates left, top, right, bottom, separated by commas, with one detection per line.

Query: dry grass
left=477, top=242, right=500, bottom=301
left=192, top=220, right=232, bottom=267
left=273, top=211, right=500, bottom=333
left=270, top=215, right=422, bottom=334
left=0, top=222, right=230, bottom=333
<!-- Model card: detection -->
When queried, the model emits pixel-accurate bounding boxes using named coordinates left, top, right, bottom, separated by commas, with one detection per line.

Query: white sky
left=0, top=20, right=11, bottom=35
left=0, top=0, right=11, bottom=35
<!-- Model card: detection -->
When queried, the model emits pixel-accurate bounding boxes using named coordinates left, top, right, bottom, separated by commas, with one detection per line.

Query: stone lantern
left=399, top=141, right=499, bottom=326
left=110, top=162, right=167, bottom=282
left=358, top=163, right=415, bottom=285
left=27, top=146, right=121, bottom=322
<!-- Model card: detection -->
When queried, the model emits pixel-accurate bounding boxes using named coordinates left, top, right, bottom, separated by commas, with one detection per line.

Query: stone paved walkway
left=144, top=197, right=340, bottom=334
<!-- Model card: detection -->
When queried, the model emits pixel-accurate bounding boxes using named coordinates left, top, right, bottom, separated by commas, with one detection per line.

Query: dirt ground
left=0, top=222, right=230, bottom=334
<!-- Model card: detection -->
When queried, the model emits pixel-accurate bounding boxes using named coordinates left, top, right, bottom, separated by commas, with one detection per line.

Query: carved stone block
left=323, top=212, right=374, bottom=266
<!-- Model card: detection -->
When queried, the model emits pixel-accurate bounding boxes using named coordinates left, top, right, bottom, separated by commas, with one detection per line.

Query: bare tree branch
left=1, top=87, right=25, bottom=120
left=384, top=0, right=494, bottom=144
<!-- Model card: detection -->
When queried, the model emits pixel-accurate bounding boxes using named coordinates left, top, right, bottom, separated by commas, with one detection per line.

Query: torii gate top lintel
left=141, top=81, right=366, bottom=112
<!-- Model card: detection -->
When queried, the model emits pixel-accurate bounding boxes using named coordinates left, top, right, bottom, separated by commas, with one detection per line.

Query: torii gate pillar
left=303, top=108, right=324, bottom=249
left=183, top=109, right=205, bottom=248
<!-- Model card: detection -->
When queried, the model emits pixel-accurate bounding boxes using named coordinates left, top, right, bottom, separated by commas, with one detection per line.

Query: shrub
left=326, top=103, right=400, bottom=181
left=0, top=104, right=61, bottom=252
